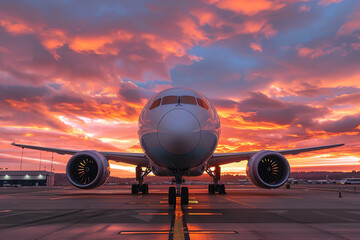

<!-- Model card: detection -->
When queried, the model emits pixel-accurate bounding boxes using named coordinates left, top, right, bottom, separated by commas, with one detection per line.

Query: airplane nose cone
left=158, top=109, right=201, bottom=155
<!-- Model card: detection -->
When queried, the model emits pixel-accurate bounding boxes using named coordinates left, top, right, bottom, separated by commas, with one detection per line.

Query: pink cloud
left=318, top=0, right=344, bottom=7
left=337, top=5, right=360, bottom=36
left=250, top=42, right=263, bottom=52
left=296, top=44, right=344, bottom=58
left=299, top=4, right=311, bottom=13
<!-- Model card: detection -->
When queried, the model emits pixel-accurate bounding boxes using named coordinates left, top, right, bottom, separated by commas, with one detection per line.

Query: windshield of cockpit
left=149, top=95, right=209, bottom=110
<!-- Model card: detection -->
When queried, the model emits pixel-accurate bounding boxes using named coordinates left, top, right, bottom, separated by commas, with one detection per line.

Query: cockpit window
left=149, top=98, right=161, bottom=110
left=197, top=98, right=209, bottom=110
left=162, top=96, right=178, bottom=105
left=151, top=95, right=208, bottom=109
left=180, top=96, right=196, bottom=105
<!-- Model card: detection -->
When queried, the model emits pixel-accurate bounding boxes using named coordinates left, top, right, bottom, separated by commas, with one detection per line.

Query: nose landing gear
left=168, top=186, right=189, bottom=205
left=168, top=176, right=189, bottom=205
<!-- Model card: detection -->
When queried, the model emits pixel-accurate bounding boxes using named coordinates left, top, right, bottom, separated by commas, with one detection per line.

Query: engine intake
left=246, top=150, right=290, bottom=189
left=66, top=150, right=110, bottom=189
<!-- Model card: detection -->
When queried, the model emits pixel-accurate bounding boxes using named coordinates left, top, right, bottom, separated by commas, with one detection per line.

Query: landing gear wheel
left=181, top=187, right=189, bottom=204
left=141, top=184, right=149, bottom=194
left=131, top=184, right=138, bottom=195
left=168, top=187, right=176, bottom=205
left=219, top=184, right=226, bottom=194
left=208, top=184, right=215, bottom=194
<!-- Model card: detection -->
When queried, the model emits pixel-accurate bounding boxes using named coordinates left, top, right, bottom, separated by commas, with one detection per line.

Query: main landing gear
left=168, top=175, right=189, bottom=205
left=131, top=166, right=151, bottom=195
left=206, top=166, right=226, bottom=195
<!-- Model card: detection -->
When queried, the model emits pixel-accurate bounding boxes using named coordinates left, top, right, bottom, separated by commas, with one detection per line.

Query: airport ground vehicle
left=340, top=178, right=360, bottom=184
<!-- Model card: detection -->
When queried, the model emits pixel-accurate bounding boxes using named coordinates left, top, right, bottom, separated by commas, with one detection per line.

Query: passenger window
left=162, top=96, right=178, bottom=105
left=149, top=98, right=161, bottom=110
left=197, top=98, right=209, bottom=110
left=181, top=96, right=196, bottom=105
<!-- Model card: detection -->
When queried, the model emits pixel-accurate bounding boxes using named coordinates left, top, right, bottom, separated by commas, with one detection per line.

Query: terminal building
left=0, top=171, right=55, bottom=187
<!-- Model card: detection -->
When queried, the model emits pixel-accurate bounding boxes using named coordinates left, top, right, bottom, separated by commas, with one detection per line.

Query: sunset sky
left=0, top=0, right=359, bottom=177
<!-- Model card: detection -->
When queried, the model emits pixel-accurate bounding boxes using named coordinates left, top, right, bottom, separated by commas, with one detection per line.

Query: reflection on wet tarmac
left=0, top=184, right=360, bottom=239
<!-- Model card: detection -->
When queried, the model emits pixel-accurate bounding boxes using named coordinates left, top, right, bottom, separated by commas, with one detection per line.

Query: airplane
left=11, top=88, right=344, bottom=205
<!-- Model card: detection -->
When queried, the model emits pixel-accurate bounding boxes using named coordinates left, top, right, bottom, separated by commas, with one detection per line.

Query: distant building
left=0, top=171, right=54, bottom=187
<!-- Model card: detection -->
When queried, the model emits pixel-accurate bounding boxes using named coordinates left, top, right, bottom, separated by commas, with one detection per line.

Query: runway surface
left=0, top=184, right=360, bottom=239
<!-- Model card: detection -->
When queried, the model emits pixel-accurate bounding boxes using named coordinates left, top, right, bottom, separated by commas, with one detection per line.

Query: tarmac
left=0, top=184, right=360, bottom=240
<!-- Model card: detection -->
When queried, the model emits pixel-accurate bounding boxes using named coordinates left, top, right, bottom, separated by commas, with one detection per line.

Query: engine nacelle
left=246, top=150, right=290, bottom=189
left=66, top=150, right=110, bottom=189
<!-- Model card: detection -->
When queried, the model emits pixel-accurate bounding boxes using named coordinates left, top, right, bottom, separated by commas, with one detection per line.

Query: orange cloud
left=0, top=19, right=36, bottom=34
left=191, top=9, right=216, bottom=26
left=297, top=45, right=344, bottom=58
left=69, top=31, right=133, bottom=55
left=0, top=18, right=67, bottom=59
left=250, top=42, right=263, bottom=52
left=208, top=0, right=285, bottom=15
left=0, top=15, right=202, bottom=65
left=142, top=33, right=188, bottom=59
left=177, top=18, right=208, bottom=45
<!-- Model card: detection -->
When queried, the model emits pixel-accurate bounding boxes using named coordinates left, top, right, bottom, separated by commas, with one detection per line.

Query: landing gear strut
left=206, top=166, right=226, bottom=194
left=131, top=166, right=151, bottom=195
left=168, top=174, right=189, bottom=205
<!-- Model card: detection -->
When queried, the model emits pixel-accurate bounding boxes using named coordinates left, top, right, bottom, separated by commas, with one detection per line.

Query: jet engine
left=246, top=150, right=290, bottom=189
left=66, top=150, right=110, bottom=189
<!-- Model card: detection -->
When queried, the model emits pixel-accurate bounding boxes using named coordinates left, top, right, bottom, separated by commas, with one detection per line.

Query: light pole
left=51, top=153, right=54, bottom=172
left=39, top=151, right=42, bottom=171
left=20, top=147, right=24, bottom=171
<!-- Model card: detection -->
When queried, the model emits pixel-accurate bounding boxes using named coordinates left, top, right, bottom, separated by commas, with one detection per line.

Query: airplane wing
left=11, top=142, right=149, bottom=166
left=207, top=143, right=345, bottom=166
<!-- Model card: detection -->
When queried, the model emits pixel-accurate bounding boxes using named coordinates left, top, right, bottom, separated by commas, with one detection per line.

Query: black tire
left=141, top=184, right=148, bottom=194
left=219, top=184, right=226, bottom=194
left=168, top=187, right=176, bottom=205
left=131, top=184, right=138, bottom=195
left=181, top=187, right=189, bottom=204
left=208, top=184, right=215, bottom=194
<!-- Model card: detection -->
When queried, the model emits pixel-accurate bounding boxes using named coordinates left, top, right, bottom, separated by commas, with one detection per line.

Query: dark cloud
left=213, top=91, right=330, bottom=127
left=47, top=94, right=85, bottom=105
left=318, top=115, right=360, bottom=133
left=239, top=92, right=284, bottom=109
left=242, top=102, right=329, bottom=126
left=0, top=84, right=51, bottom=101
left=211, top=98, right=238, bottom=109
left=326, top=92, right=360, bottom=106
left=119, top=81, right=143, bottom=103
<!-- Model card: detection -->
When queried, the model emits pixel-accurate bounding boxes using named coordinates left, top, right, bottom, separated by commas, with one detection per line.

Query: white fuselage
left=138, top=88, right=220, bottom=176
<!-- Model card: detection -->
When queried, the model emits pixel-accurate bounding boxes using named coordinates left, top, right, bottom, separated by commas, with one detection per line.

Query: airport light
left=25, top=174, right=30, bottom=179
left=4, top=175, right=10, bottom=179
